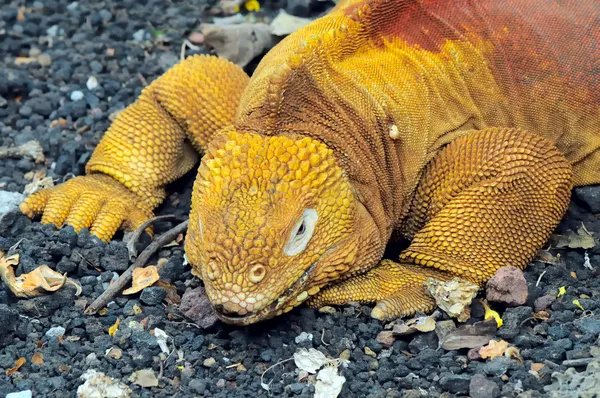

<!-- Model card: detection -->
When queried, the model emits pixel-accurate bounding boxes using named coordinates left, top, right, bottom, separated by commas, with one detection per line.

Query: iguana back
left=238, top=0, right=600, bottom=209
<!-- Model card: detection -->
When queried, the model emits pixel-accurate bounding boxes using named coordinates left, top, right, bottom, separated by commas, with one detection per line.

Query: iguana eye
left=284, top=209, right=317, bottom=256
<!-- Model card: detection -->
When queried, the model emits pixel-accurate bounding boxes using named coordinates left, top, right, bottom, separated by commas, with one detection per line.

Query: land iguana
left=20, top=0, right=600, bottom=325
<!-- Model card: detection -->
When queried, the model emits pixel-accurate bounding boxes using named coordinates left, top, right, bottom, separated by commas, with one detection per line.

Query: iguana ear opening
left=284, top=209, right=318, bottom=256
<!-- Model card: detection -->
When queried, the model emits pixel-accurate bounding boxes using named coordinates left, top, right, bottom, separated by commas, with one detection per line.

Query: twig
left=9, top=238, right=24, bottom=252
left=124, top=215, right=180, bottom=259
left=85, top=219, right=189, bottom=315
left=563, top=358, right=594, bottom=367
left=180, top=39, right=201, bottom=61
left=320, top=328, right=329, bottom=346
left=261, top=357, right=294, bottom=393
left=535, top=270, right=546, bottom=287
left=137, top=73, right=148, bottom=87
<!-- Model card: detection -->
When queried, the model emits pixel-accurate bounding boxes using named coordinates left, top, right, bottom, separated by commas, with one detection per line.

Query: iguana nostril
left=248, top=264, right=266, bottom=283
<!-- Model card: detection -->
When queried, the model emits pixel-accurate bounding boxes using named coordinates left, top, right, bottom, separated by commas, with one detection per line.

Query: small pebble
left=37, top=54, right=52, bottom=67
left=45, top=326, right=66, bottom=339
left=295, top=331, right=313, bottom=343
left=86, top=76, right=99, bottom=90
left=70, top=91, right=84, bottom=101
left=486, top=266, right=528, bottom=306
left=6, top=391, right=32, bottom=398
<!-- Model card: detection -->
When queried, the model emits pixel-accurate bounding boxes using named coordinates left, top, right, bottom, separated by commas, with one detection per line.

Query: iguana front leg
left=21, top=55, right=249, bottom=241
left=310, top=128, right=572, bottom=321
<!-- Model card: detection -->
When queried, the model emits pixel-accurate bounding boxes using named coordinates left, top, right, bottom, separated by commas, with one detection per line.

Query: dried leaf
left=480, top=340, right=509, bottom=360
left=533, top=310, right=550, bottom=321
left=392, top=316, right=436, bottom=335
left=201, top=23, right=275, bottom=67
left=6, top=357, right=26, bottom=375
left=123, top=266, right=159, bottom=295
left=481, top=299, right=503, bottom=327
left=531, top=363, right=545, bottom=372
left=31, top=352, right=44, bottom=365
left=154, top=328, right=170, bottom=354
left=270, top=10, right=312, bottom=36
left=554, top=224, right=596, bottom=249
left=0, top=253, right=81, bottom=298
left=78, top=370, right=132, bottom=397
left=536, top=250, right=561, bottom=265
left=583, top=252, right=593, bottom=270
left=425, top=278, right=479, bottom=322
left=15, top=57, right=37, bottom=65
left=439, top=320, right=497, bottom=350
left=23, top=173, right=53, bottom=196
left=293, top=348, right=328, bottom=374
left=108, top=318, right=120, bottom=337
left=505, top=346, right=523, bottom=364
left=376, top=331, right=396, bottom=347
left=156, top=280, right=181, bottom=305
left=315, top=366, right=345, bottom=398
left=105, top=347, right=122, bottom=360
left=129, top=369, right=158, bottom=388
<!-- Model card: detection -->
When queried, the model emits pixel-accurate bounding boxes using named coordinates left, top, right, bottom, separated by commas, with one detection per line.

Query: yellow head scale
left=184, top=129, right=364, bottom=325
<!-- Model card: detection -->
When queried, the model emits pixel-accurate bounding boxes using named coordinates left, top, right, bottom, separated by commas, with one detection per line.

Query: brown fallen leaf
left=479, top=339, right=509, bottom=360
left=531, top=363, right=545, bottom=372
left=123, top=265, right=159, bottom=295
left=425, top=278, right=479, bottom=322
left=105, top=347, right=123, bottom=360
left=6, top=357, right=26, bottom=375
left=23, top=172, right=53, bottom=196
left=15, top=57, right=37, bottom=65
left=0, top=140, right=45, bottom=163
left=505, top=346, right=523, bottom=364
left=31, top=352, right=44, bottom=365
left=376, top=331, right=395, bottom=348
left=156, top=280, right=181, bottom=305
left=536, top=249, right=561, bottom=265
left=0, top=252, right=82, bottom=298
left=533, top=310, right=550, bottom=321
left=392, top=316, right=436, bottom=335
left=553, top=224, right=596, bottom=249
left=201, top=23, right=275, bottom=68
left=439, top=320, right=497, bottom=350
left=129, top=369, right=159, bottom=387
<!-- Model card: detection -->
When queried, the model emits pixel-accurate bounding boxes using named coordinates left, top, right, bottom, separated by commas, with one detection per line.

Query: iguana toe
left=21, top=174, right=154, bottom=242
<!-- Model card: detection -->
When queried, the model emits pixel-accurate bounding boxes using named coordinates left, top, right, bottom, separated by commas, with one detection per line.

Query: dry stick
left=125, top=214, right=181, bottom=259
left=85, top=219, right=189, bottom=315
left=563, top=358, right=595, bottom=367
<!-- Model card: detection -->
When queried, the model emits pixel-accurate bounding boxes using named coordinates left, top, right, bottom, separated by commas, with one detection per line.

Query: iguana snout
left=184, top=130, right=369, bottom=325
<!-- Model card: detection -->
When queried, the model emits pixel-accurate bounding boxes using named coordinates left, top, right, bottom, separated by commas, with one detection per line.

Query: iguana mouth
left=215, top=261, right=318, bottom=326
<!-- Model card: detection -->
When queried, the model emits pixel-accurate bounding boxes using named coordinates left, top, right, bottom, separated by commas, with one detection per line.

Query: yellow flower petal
left=557, top=286, right=566, bottom=297
left=109, top=318, right=120, bottom=337
left=482, top=299, right=503, bottom=328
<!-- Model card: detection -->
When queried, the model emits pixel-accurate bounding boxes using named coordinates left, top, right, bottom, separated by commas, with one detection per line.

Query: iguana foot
left=308, top=260, right=452, bottom=321
left=20, top=174, right=154, bottom=242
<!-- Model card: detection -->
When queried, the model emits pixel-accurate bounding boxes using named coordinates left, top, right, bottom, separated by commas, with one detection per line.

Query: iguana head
left=185, top=130, right=377, bottom=325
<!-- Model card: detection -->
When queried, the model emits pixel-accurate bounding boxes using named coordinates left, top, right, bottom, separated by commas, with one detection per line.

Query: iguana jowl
left=21, top=0, right=600, bottom=325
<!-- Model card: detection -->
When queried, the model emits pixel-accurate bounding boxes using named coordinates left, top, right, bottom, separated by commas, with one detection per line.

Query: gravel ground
left=1, top=1, right=599, bottom=397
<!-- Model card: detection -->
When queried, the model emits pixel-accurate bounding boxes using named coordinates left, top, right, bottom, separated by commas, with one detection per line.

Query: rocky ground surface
left=1, top=1, right=600, bottom=397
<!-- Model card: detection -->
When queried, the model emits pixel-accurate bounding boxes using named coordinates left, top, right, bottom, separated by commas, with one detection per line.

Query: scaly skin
left=22, top=0, right=600, bottom=324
